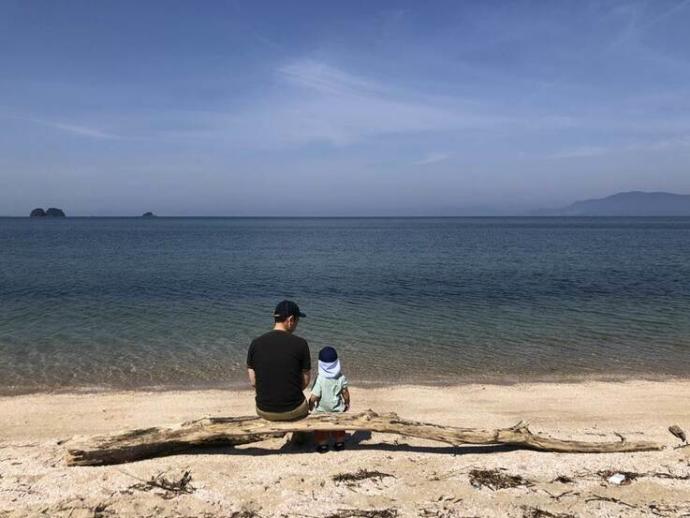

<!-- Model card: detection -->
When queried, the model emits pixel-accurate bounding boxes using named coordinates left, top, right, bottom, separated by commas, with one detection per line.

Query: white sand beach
left=1, top=380, right=689, bottom=517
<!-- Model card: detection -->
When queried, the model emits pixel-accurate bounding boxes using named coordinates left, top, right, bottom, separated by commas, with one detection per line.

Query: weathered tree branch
left=64, top=410, right=664, bottom=466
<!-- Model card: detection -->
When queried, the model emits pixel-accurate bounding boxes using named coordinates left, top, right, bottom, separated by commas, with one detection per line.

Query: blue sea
left=1, top=217, right=689, bottom=393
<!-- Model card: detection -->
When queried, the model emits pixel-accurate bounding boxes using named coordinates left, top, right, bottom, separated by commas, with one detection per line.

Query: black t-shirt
left=247, top=330, right=311, bottom=412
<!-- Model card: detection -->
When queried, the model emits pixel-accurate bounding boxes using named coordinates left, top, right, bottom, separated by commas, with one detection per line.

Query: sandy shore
left=1, top=380, right=689, bottom=517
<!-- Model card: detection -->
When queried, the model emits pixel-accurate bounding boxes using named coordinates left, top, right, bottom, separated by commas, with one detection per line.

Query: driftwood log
left=65, top=410, right=663, bottom=466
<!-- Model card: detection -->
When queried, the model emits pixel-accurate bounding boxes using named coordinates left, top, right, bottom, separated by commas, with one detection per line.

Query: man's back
left=247, top=330, right=311, bottom=412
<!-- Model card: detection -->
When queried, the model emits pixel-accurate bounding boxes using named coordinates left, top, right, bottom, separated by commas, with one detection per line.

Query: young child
left=309, top=346, right=350, bottom=453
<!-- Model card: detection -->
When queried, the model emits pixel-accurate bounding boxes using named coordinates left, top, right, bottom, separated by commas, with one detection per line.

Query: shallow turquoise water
left=1, top=217, right=689, bottom=392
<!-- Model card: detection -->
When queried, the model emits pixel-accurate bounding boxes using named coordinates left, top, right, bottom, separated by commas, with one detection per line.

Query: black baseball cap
left=273, top=300, right=306, bottom=319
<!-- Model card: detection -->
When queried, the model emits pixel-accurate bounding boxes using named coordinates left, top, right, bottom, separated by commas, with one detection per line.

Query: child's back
left=311, top=372, right=348, bottom=412
left=309, top=346, right=350, bottom=452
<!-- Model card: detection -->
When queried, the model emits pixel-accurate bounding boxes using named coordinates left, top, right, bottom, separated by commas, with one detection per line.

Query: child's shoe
left=316, top=444, right=329, bottom=454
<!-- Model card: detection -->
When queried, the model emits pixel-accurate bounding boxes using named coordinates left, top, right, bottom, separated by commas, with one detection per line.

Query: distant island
left=142, top=212, right=157, bottom=218
left=535, top=192, right=690, bottom=216
left=30, top=207, right=66, bottom=218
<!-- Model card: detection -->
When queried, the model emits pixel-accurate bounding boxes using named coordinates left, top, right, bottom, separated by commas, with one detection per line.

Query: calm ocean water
left=1, top=217, right=689, bottom=393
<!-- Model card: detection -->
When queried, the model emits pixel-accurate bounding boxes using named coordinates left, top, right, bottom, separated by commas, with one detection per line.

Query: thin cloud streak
left=545, top=146, right=610, bottom=159
left=414, top=152, right=451, bottom=165
left=13, top=56, right=687, bottom=154
left=186, top=59, right=690, bottom=149
left=22, top=117, right=120, bottom=140
left=214, top=59, right=529, bottom=147
left=543, top=134, right=690, bottom=160
left=279, top=60, right=385, bottom=97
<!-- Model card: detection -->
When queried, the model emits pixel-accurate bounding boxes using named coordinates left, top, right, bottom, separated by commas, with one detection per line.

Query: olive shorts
left=256, top=398, right=309, bottom=421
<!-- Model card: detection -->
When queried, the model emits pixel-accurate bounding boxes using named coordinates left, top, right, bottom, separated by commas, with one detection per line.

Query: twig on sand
left=648, top=502, right=690, bottom=517
left=541, top=489, right=579, bottom=502
left=417, top=497, right=464, bottom=517
left=585, top=495, right=637, bottom=509
left=122, top=469, right=195, bottom=499
left=428, top=466, right=474, bottom=481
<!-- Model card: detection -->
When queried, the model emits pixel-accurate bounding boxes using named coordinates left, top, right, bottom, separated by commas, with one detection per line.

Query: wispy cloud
left=610, top=0, right=690, bottom=48
left=643, top=133, right=690, bottom=150
left=414, top=152, right=451, bottom=165
left=647, top=0, right=690, bottom=27
left=268, top=60, right=466, bottom=145
left=279, top=60, right=385, bottom=97
left=219, top=59, right=518, bottom=147
left=24, top=117, right=120, bottom=139
left=545, top=146, right=610, bottom=159
left=544, top=134, right=690, bottom=160
left=157, top=57, right=686, bottom=150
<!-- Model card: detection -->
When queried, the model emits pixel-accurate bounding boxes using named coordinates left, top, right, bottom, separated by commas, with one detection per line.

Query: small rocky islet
left=30, top=208, right=66, bottom=218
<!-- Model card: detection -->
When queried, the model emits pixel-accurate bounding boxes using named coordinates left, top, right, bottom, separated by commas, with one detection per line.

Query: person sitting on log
left=309, top=346, right=351, bottom=453
left=247, top=300, right=311, bottom=421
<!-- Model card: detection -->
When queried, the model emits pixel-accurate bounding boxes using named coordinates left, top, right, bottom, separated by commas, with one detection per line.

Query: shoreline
left=2, top=371, right=689, bottom=397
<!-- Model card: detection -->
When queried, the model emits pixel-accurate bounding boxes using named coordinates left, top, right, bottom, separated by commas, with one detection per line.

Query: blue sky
left=1, top=0, right=689, bottom=216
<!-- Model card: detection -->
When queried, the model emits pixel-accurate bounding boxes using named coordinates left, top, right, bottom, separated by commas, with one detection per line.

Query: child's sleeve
left=311, top=376, right=322, bottom=398
left=341, top=375, right=349, bottom=389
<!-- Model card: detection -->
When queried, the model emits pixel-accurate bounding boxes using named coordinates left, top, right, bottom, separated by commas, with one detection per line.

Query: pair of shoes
left=334, top=442, right=345, bottom=451
left=316, top=444, right=329, bottom=454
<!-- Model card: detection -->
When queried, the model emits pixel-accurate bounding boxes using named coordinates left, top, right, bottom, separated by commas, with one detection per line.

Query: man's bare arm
left=247, top=368, right=256, bottom=388
left=302, top=370, right=311, bottom=390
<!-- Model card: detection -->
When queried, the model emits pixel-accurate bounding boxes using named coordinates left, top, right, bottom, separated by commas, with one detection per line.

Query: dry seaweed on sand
left=468, top=468, right=533, bottom=490
left=597, top=469, right=690, bottom=483
left=92, top=501, right=112, bottom=517
left=332, top=469, right=395, bottom=486
left=323, top=509, right=398, bottom=518
left=551, top=475, right=574, bottom=484
left=128, top=469, right=195, bottom=498
left=522, top=507, right=576, bottom=518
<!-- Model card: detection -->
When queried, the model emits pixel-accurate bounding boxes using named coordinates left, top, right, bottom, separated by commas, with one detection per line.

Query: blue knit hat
left=318, top=346, right=338, bottom=363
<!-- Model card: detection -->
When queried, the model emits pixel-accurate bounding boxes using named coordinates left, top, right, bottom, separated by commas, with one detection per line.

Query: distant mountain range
left=533, top=191, right=690, bottom=216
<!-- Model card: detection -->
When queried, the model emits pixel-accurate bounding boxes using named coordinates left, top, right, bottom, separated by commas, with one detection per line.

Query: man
left=247, top=300, right=311, bottom=421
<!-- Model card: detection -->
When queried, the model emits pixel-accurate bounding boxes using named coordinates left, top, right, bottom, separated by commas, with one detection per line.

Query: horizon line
left=3, top=215, right=690, bottom=219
